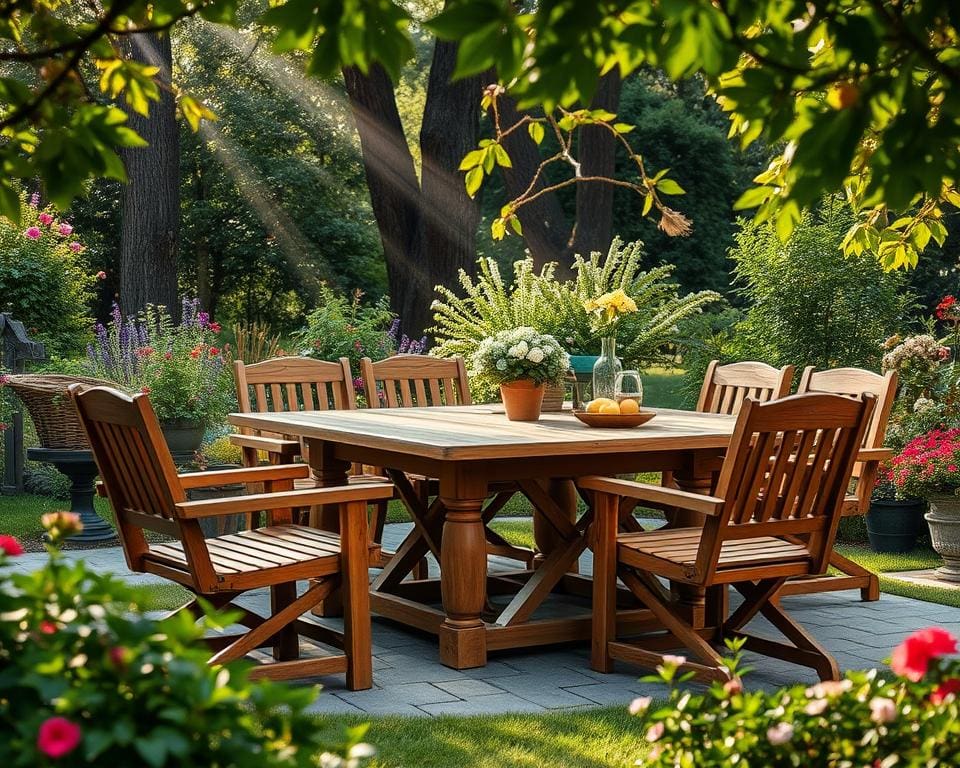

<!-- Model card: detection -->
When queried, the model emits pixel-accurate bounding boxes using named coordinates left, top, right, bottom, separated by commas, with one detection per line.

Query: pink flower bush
left=24, top=226, right=41, bottom=239
left=58, top=222, right=73, bottom=236
left=36, top=717, right=82, bottom=758
left=37, top=212, right=53, bottom=226
left=888, top=429, right=960, bottom=498
left=70, top=242, right=84, bottom=253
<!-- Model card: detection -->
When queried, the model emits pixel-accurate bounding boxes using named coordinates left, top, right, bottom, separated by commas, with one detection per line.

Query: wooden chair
left=361, top=355, right=533, bottom=568
left=231, top=356, right=395, bottom=565
left=655, top=360, right=796, bottom=497
left=776, top=366, right=898, bottom=602
left=583, top=392, right=875, bottom=683
left=697, top=360, right=795, bottom=415
left=71, top=384, right=393, bottom=687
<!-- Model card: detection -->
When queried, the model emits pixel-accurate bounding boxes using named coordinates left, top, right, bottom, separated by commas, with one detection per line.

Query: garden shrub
left=729, top=198, right=912, bottom=373
left=295, top=284, right=422, bottom=375
left=0, top=521, right=373, bottom=768
left=85, top=299, right=235, bottom=427
left=431, top=238, right=718, bottom=400
left=633, top=629, right=960, bottom=766
left=0, top=192, right=95, bottom=358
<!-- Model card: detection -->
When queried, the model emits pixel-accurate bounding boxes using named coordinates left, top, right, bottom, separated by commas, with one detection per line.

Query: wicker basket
left=5, top=374, right=117, bottom=449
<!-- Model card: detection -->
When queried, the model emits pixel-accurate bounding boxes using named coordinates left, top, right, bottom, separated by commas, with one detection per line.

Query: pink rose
left=95, top=270, right=106, bottom=280
left=37, top=717, right=82, bottom=758
left=69, top=242, right=83, bottom=253
left=38, top=212, right=53, bottom=225
left=58, top=222, right=73, bottom=236
left=25, top=227, right=41, bottom=239
left=766, top=722, right=794, bottom=745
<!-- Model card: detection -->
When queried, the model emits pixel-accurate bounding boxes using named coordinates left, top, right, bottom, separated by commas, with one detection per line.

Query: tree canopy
left=3, top=0, right=959, bottom=268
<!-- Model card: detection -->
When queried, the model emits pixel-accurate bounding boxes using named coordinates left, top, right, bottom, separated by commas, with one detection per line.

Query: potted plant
left=473, top=327, right=569, bottom=421
left=866, top=474, right=927, bottom=553
left=889, top=427, right=960, bottom=581
left=86, top=299, right=234, bottom=460
left=183, top=435, right=246, bottom=537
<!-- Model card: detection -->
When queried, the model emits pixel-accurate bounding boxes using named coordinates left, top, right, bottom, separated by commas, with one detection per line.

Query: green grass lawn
left=640, top=366, right=687, bottom=409
left=0, top=493, right=115, bottom=546
left=317, top=708, right=644, bottom=768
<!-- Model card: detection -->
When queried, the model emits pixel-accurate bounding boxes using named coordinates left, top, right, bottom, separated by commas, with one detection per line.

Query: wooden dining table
left=228, top=405, right=737, bottom=669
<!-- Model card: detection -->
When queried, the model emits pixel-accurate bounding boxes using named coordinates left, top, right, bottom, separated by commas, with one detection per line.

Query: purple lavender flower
left=386, top=318, right=400, bottom=344
left=29, top=192, right=40, bottom=208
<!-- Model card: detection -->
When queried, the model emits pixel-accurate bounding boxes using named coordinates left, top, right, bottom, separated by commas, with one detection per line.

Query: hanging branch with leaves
left=459, top=84, right=693, bottom=243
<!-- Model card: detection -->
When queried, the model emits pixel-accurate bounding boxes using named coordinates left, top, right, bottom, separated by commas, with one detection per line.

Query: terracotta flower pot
left=500, top=380, right=545, bottom=421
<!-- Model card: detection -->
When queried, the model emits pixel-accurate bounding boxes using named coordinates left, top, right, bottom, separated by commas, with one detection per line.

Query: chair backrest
left=696, top=360, right=794, bottom=415
left=697, top=392, right=875, bottom=581
left=68, top=385, right=215, bottom=586
left=360, top=355, right=471, bottom=408
left=797, top=366, right=898, bottom=514
left=234, top=356, right=355, bottom=416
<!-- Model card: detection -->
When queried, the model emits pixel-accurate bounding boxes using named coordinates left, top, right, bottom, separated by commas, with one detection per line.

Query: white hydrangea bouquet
left=473, top=327, right=570, bottom=386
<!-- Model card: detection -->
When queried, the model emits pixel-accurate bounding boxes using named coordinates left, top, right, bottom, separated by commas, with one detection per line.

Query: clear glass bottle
left=592, top=336, right=622, bottom=400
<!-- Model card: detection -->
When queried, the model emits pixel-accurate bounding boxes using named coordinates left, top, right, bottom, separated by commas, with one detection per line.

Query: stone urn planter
left=500, top=380, right=545, bottom=421
left=925, top=494, right=960, bottom=581
left=866, top=497, right=927, bottom=553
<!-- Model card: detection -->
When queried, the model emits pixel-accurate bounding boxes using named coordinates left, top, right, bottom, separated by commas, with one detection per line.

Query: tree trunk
left=409, top=41, right=486, bottom=338
left=118, top=33, right=180, bottom=318
left=568, top=71, right=622, bottom=260
left=342, top=63, right=422, bottom=330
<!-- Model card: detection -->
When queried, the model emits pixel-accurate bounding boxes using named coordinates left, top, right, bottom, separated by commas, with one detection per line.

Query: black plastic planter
left=866, top=498, right=927, bottom=553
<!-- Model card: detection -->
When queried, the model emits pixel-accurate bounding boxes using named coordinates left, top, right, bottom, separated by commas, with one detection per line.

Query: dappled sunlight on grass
left=318, top=708, right=645, bottom=768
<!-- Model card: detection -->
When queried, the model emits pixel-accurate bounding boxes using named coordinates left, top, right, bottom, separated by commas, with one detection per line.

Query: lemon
left=598, top=401, right=621, bottom=415
left=619, top=398, right=640, bottom=415
left=586, top=398, right=615, bottom=413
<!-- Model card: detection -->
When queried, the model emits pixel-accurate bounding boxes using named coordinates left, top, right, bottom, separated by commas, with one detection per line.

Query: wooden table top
left=228, top=405, right=737, bottom=461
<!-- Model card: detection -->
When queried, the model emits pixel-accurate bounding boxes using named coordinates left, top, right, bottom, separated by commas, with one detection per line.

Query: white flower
left=628, top=696, right=652, bottom=715
left=496, top=359, right=507, bottom=371
left=645, top=722, right=664, bottom=742
left=766, top=722, right=794, bottom=745
left=527, top=347, right=544, bottom=363
left=804, top=698, right=828, bottom=716
left=869, top=696, right=897, bottom=724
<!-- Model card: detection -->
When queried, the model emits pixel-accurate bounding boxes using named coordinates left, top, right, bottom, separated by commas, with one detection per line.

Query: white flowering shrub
left=472, top=327, right=570, bottom=387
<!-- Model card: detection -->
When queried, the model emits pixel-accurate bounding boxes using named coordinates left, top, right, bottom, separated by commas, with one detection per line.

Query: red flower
left=891, top=627, right=958, bottom=681
left=136, top=346, right=154, bottom=358
left=936, top=295, right=957, bottom=320
left=932, top=678, right=960, bottom=705
left=95, top=270, right=106, bottom=280
left=190, top=345, right=202, bottom=359
left=37, top=717, right=82, bottom=758
left=208, top=347, right=220, bottom=357
left=209, top=322, right=221, bottom=333
left=38, top=620, right=57, bottom=635
left=164, top=352, right=172, bottom=360
left=0, top=535, right=24, bottom=556
left=140, top=386, right=151, bottom=395
left=109, top=646, right=127, bottom=668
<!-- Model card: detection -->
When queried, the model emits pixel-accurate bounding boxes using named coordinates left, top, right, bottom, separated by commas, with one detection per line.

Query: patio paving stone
left=11, top=522, right=960, bottom=717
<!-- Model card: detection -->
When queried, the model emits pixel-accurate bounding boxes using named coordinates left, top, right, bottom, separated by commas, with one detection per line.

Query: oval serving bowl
left=572, top=410, right=656, bottom=428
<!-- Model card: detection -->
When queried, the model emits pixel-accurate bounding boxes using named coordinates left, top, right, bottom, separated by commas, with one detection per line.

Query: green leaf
left=458, top=149, right=484, bottom=170
left=199, top=0, right=238, bottom=25
left=509, top=216, right=523, bottom=235
left=613, top=122, right=634, bottom=133
left=656, top=178, right=685, bottom=195
left=428, top=1, right=503, bottom=39
left=465, top=166, right=483, bottom=198
left=492, top=143, right=512, bottom=168
left=0, top=180, right=20, bottom=223
left=642, top=193, right=653, bottom=216
left=527, top=121, right=545, bottom=145
left=734, top=185, right=773, bottom=210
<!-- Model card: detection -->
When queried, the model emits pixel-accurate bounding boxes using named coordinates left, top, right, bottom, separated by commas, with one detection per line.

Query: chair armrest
left=229, top=433, right=300, bottom=457
left=178, top=463, right=310, bottom=490
left=175, top=482, right=395, bottom=519
left=577, top=476, right=725, bottom=516
left=857, top=447, right=893, bottom=463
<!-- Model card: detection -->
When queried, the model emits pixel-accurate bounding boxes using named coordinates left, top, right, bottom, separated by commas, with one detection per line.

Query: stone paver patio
left=13, top=521, right=960, bottom=717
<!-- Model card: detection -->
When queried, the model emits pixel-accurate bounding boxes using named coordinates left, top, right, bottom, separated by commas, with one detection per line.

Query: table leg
left=532, top=478, right=578, bottom=572
left=438, top=481, right=488, bottom=669
left=671, top=463, right=715, bottom=629
left=305, top=438, right=350, bottom=617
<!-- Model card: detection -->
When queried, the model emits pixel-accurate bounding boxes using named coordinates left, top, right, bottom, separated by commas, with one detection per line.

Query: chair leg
left=271, top=582, right=300, bottom=661
left=341, top=499, right=373, bottom=691
left=591, top=491, right=618, bottom=673
left=727, top=579, right=840, bottom=682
